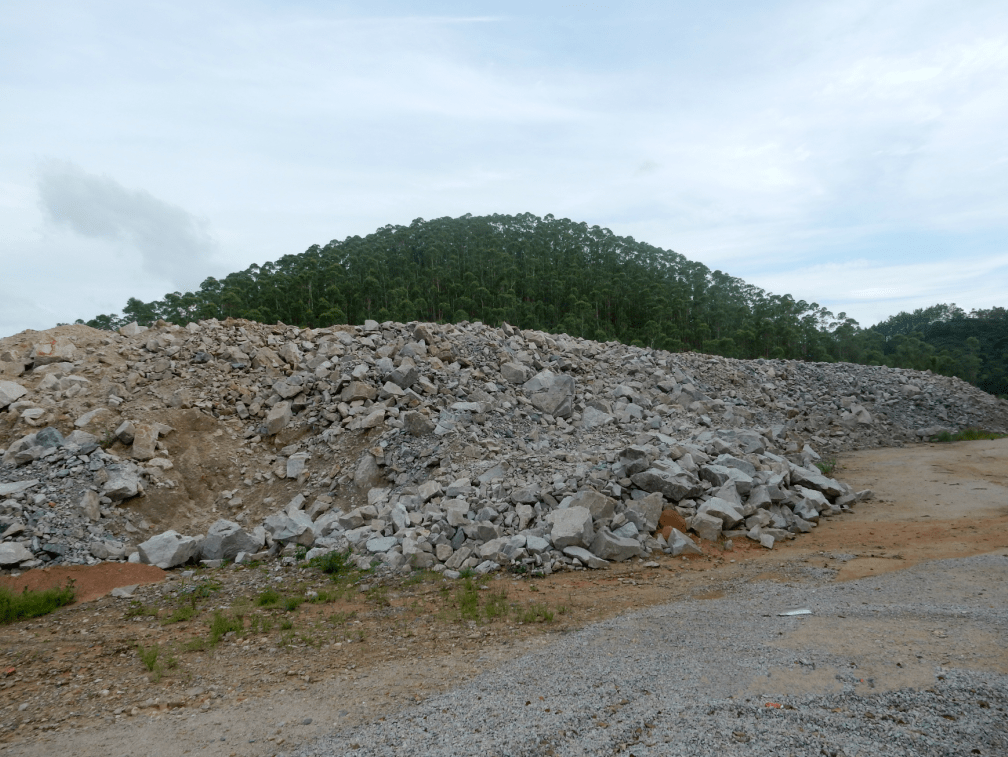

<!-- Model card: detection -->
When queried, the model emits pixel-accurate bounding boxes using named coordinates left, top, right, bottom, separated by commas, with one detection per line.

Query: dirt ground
left=0, top=438, right=1005, bottom=757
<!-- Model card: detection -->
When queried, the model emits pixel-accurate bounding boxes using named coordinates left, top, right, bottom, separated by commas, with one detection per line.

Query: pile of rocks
left=0, top=317, right=1005, bottom=575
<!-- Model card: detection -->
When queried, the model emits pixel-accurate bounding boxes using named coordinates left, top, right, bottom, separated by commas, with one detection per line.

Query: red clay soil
left=0, top=563, right=165, bottom=603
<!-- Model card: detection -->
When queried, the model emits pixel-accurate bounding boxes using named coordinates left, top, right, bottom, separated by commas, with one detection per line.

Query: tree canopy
left=81, top=213, right=1006, bottom=397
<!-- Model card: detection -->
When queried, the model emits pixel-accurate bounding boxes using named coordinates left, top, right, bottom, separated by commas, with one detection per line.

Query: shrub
left=0, top=581, right=75, bottom=624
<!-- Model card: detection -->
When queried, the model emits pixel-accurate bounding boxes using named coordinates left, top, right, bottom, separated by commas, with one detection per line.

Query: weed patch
left=0, top=581, right=75, bottom=624
left=931, top=427, right=1006, bottom=443
left=209, top=611, right=244, bottom=645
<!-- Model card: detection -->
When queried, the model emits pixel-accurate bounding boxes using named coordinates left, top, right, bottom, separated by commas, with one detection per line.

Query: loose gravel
left=295, top=553, right=1008, bottom=757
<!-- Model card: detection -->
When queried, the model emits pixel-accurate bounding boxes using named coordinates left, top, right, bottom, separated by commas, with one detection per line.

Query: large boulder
left=631, top=467, right=704, bottom=502
left=697, top=497, right=745, bottom=529
left=523, top=370, right=575, bottom=419
left=699, top=464, right=753, bottom=495
left=569, top=489, right=616, bottom=523
left=548, top=506, right=594, bottom=549
left=627, top=492, right=663, bottom=533
left=32, top=336, right=76, bottom=365
left=0, top=380, right=27, bottom=410
left=589, top=528, right=644, bottom=562
left=265, top=401, right=292, bottom=436
left=789, top=465, right=844, bottom=499
left=0, top=542, right=34, bottom=566
left=263, top=510, right=315, bottom=546
left=690, top=511, right=723, bottom=541
left=102, top=463, right=142, bottom=501
left=667, top=528, right=702, bottom=557
left=138, top=530, right=201, bottom=569
left=201, top=519, right=263, bottom=561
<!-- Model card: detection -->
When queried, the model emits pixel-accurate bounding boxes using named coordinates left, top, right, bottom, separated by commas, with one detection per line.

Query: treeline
left=81, top=213, right=1006, bottom=397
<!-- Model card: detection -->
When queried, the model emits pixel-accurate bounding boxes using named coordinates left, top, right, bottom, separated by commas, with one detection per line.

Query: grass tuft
left=931, top=427, right=1006, bottom=443
left=0, top=581, right=75, bottom=624
left=208, top=611, right=244, bottom=646
left=309, top=548, right=354, bottom=577
left=814, top=457, right=837, bottom=476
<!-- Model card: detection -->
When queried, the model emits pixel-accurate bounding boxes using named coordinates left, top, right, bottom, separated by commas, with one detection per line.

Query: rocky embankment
left=1, top=318, right=1005, bottom=576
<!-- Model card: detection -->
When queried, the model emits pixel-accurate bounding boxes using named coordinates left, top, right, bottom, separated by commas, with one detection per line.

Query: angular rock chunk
left=548, top=506, right=594, bottom=549
left=631, top=468, right=704, bottom=502
left=138, top=530, right=201, bottom=569
left=627, top=492, right=663, bottom=533
left=568, top=489, right=616, bottom=522
left=589, top=528, right=644, bottom=562
left=263, top=510, right=315, bottom=546
left=690, top=511, right=723, bottom=541
left=201, top=519, right=262, bottom=561
left=789, top=465, right=844, bottom=498
left=697, top=497, right=745, bottom=529
left=667, top=528, right=702, bottom=557
left=102, top=463, right=141, bottom=501
left=562, top=546, right=608, bottom=569
left=523, top=370, right=575, bottom=419
left=0, top=542, right=33, bottom=566
left=0, top=380, right=27, bottom=409
left=131, top=423, right=158, bottom=461
left=403, top=411, right=435, bottom=436
left=265, top=401, right=292, bottom=436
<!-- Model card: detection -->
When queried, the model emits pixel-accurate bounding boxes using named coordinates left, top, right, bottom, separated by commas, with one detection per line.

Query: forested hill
left=81, top=213, right=1007, bottom=397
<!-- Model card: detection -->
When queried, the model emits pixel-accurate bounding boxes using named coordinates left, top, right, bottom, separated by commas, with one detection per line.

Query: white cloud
left=36, top=160, right=216, bottom=288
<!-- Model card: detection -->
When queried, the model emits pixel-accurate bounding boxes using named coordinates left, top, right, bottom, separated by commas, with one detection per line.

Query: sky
left=2, top=0, right=1007, bottom=337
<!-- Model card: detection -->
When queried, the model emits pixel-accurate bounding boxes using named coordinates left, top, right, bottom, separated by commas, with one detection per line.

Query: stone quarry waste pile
left=1, top=318, right=1006, bottom=576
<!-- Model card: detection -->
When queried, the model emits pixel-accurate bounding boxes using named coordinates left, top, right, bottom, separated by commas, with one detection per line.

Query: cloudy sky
left=2, top=0, right=1007, bottom=337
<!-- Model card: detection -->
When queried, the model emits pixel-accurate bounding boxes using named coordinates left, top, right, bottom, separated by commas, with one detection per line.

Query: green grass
left=484, top=588, right=509, bottom=620
left=456, top=578, right=480, bottom=621
left=163, top=604, right=197, bottom=624
left=123, top=600, right=159, bottom=620
left=184, top=636, right=208, bottom=652
left=256, top=588, right=281, bottom=607
left=0, top=581, right=75, bottom=624
left=283, top=596, right=304, bottom=612
left=309, top=548, right=354, bottom=577
left=930, top=427, right=1007, bottom=443
left=814, top=457, right=837, bottom=476
left=138, top=643, right=160, bottom=671
left=208, top=611, right=244, bottom=645
left=518, top=603, right=554, bottom=624
left=280, top=618, right=294, bottom=631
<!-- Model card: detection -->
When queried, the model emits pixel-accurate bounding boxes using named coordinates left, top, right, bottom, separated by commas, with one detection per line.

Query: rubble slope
left=1, top=318, right=1005, bottom=575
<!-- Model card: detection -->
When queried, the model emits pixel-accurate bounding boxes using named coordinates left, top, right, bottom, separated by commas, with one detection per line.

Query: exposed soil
left=0, top=438, right=1005, bottom=756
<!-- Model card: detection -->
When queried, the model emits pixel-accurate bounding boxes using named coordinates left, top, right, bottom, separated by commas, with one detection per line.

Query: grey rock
left=0, top=542, right=33, bottom=566
left=0, top=480, right=39, bottom=497
left=263, top=510, right=316, bottom=546
left=115, top=420, right=136, bottom=445
left=697, top=497, right=745, bottom=529
left=366, top=536, right=398, bottom=553
left=102, top=463, right=141, bottom=501
left=35, top=427, right=64, bottom=448
left=131, top=423, right=158, bottom=461
left=287, top=452, right=310, bottom=479
left=562, top=546, right=608, bottom=569
left=548, top=506, right=594, bottom=549
left=631, top=468, right=704, bottom=502
left=201, top=519, right=262, bottom=561
left=79, top=490, right=101, bottom=521
left=138, top=530, right=201, bottom=569
left=581, top=406, right=614, bottom=429
left=403, top=411, right=436, bottom=436
left=568, top=489, right=615, bottom=522
left=500, top=362, right=530, bottom=384
left=690, top=511, right=723, bottom=541
left=589, top=528, right=644, bottom=562
left=626, top=492, right=663, bottom=533
left=789, top=465, right=844, bottom=498
left=265, top=401, right=293, bottom=436
left=0, top=380, right=28, bottom=409
left=667, top=528, right=702, bottom=556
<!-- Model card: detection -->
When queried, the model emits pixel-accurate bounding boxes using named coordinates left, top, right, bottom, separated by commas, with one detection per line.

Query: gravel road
left=296, top=552, right=1008, bottom=757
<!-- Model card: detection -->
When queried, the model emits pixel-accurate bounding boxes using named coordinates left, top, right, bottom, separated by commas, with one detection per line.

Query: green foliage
left=930, top=428, right=1006, bottom=443
left=256, top=588, right=281, bottom=607
left=518, top=603, right=554, bottom=624
left=163, top=604, right=197, bottom=624
left=309, top=548, right=353, bottom=577
left=83, top=213, right=1005, bottom=398
left=208, top=611, right=244, bottom=645
left=0, top=581, right=75, bottom=624
left=283, top=596, right=304, bottom=612
left=814, top=457, right=837, bottom=476
left=456, top=578, right=481, bottom=621
left=123, top=601, right=159, bottom=620
left=137, top=643, right=160, bottom=671
left=484, top=588, right=509, bottom=620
